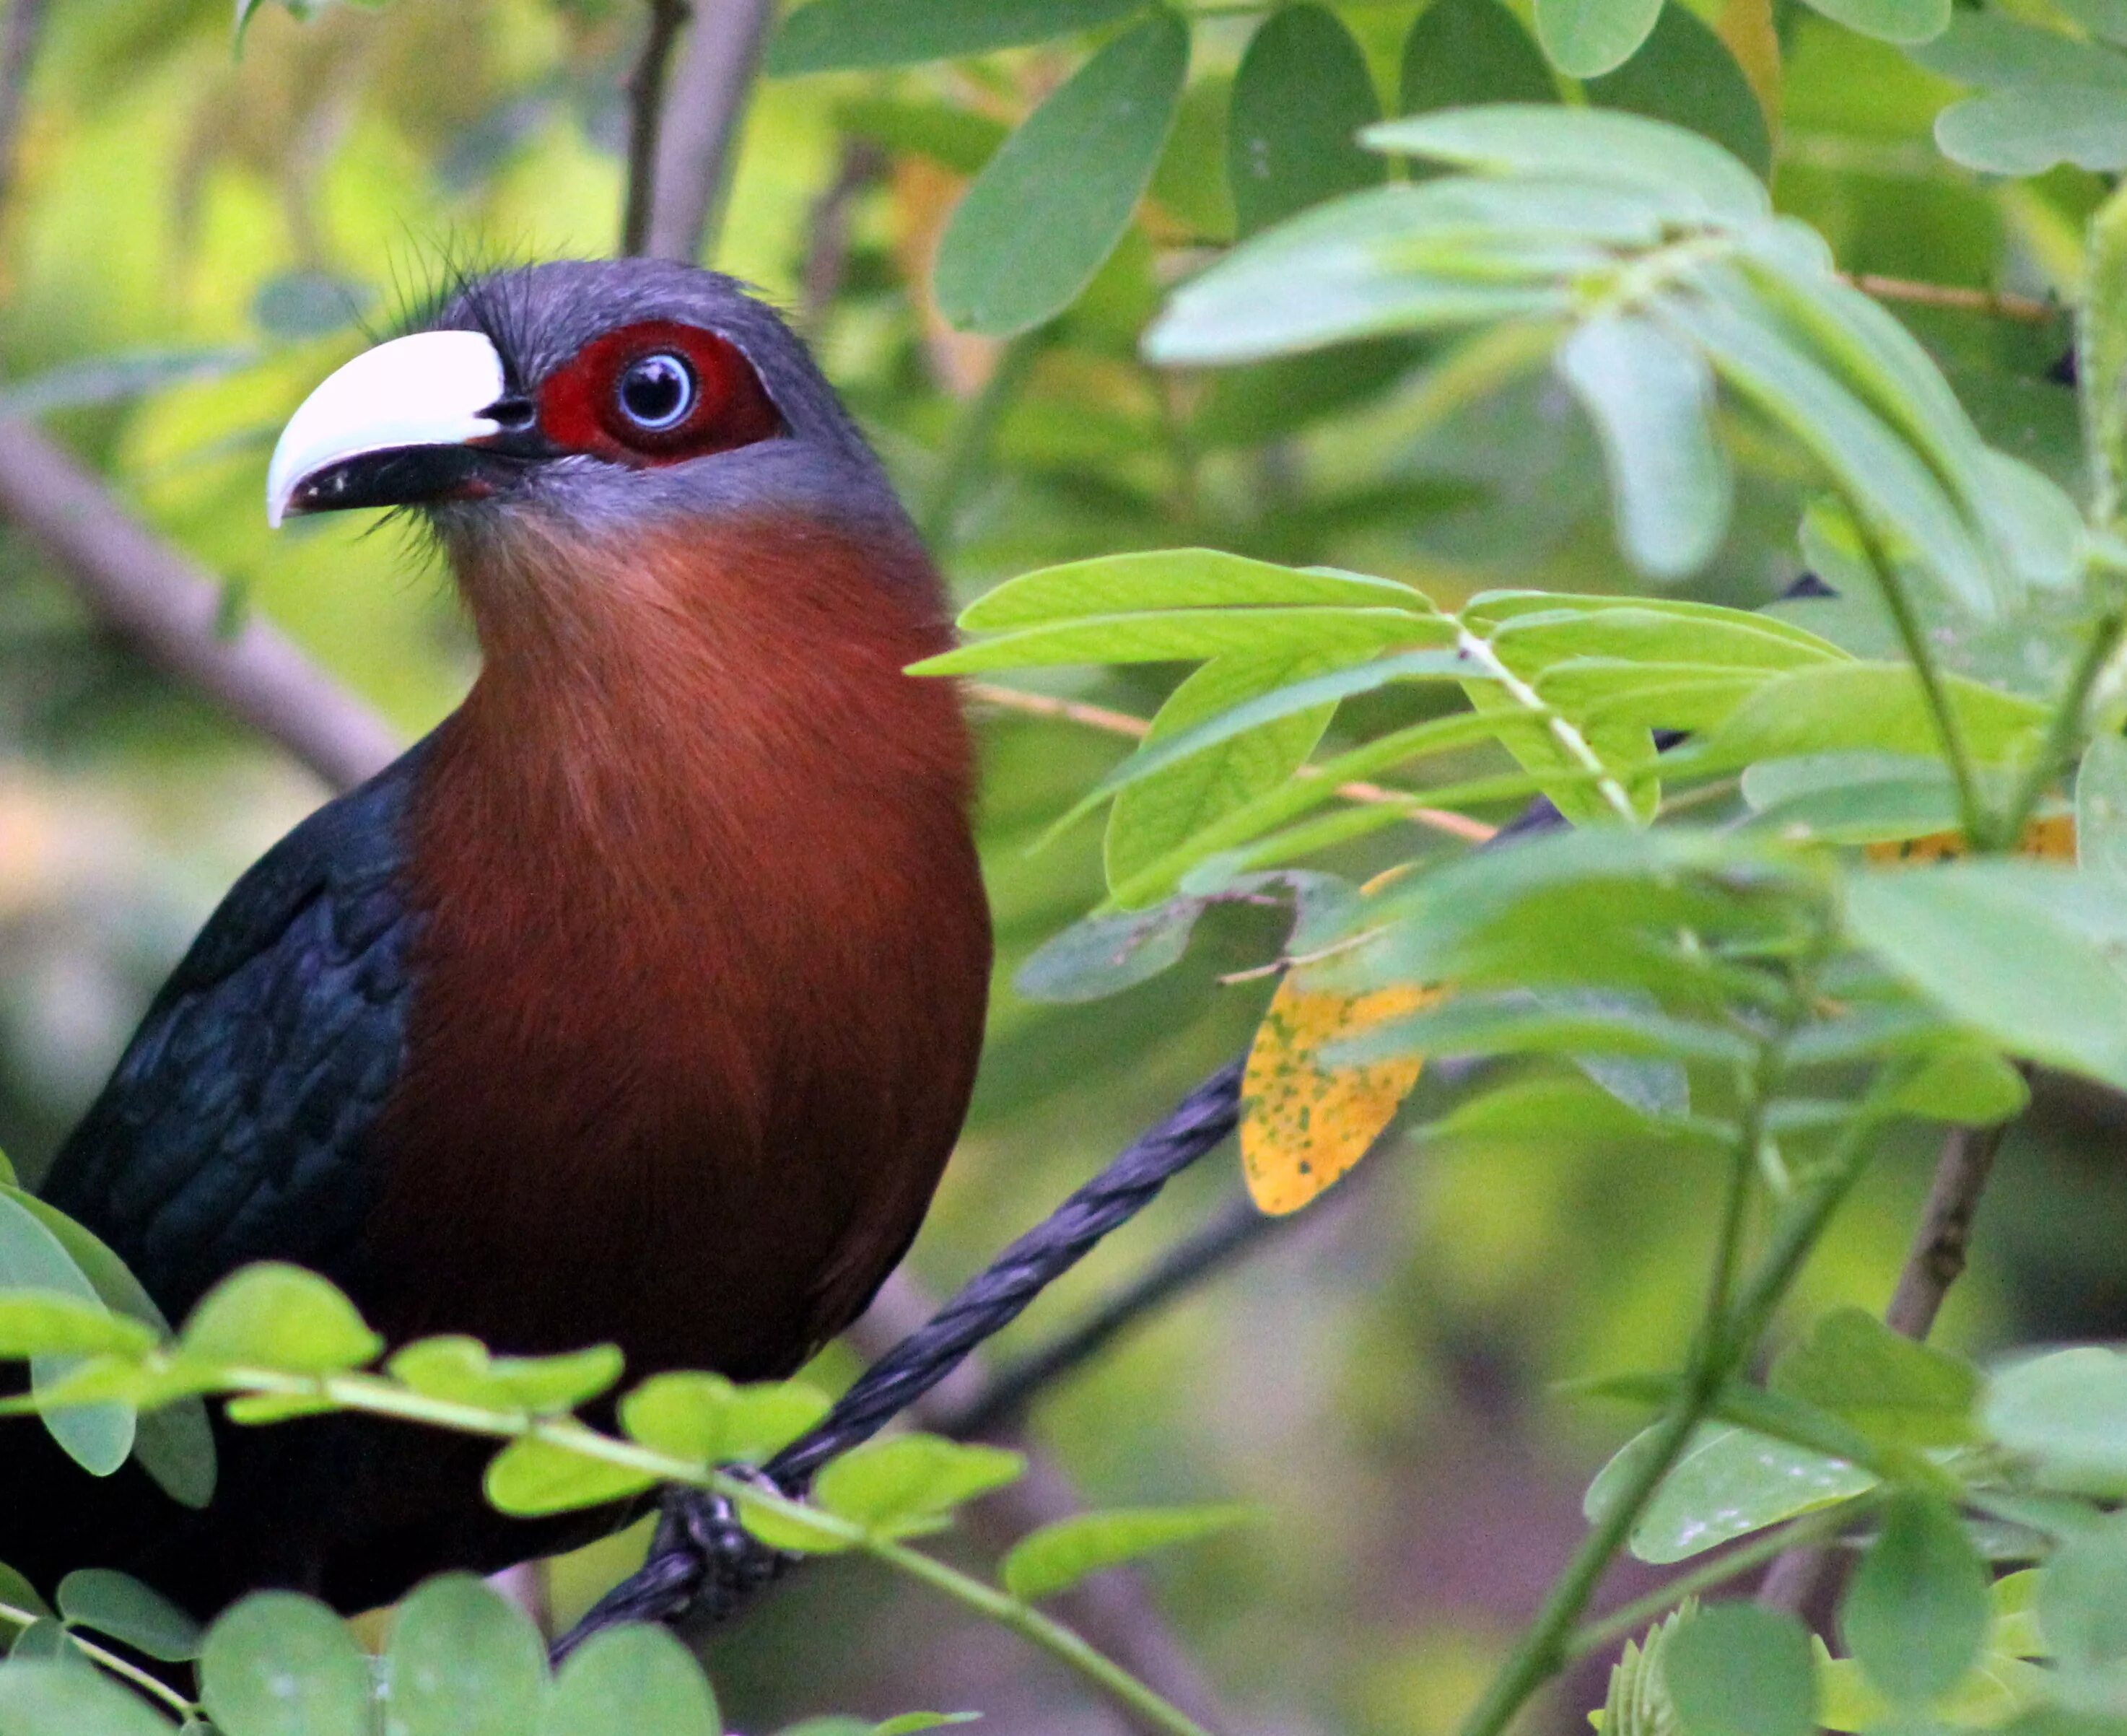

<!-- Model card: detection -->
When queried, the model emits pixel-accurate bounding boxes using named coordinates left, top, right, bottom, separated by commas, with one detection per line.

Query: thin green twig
left=1564, top=1491, right=1884, bottom=1662
left=1998, top=608, right=2127, bottom=847
left=1848, top=515, right=1986, bottom=847
left=0, top=1600, right=201, bottom=1719
left=215, top=1369, right=1217, bottom=1736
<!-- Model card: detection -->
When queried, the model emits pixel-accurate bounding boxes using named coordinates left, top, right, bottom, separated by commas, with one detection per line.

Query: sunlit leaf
left=484, top=1432, right=658, bottom=1517
left=813, top=1436, right=1025, bottom=1538
left=0, top=1195, right=135, bottom=1478
left=180, top=1265, right=380, bottom=1375
left=1001, top=1505, right=1259, bottom=1600
left=386, top=1338, right=622, bottom=1416
left=619, top=1372, right=830, bottom=1467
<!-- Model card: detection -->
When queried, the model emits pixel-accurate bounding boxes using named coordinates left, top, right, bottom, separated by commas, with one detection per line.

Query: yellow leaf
left=1864, top=814, right=2075, bottom=865
left=1241, top=974, right=1431, bottom=1216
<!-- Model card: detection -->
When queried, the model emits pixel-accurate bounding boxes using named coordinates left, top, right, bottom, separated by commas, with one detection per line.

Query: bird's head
left=266, top=260, right=907, bottom=557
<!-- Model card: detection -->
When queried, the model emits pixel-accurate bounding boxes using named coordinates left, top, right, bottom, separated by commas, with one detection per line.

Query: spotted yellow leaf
left=1241, top=976, right=1432, bottom=1216
left=1864, top=814, right=2075, bottom=865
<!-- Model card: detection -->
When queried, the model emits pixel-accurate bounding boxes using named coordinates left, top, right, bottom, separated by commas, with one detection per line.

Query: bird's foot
left=650, top=1471, right=789, bottom=1624
left=549, top=1470, right=789, bottom=1663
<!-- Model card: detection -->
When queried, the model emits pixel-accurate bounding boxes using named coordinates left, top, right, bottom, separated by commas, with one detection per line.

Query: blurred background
left=0, top=1, right=2118, bottom=1729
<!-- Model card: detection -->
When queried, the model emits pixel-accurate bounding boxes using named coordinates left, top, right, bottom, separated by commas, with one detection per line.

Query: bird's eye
left=615, top=353, right=696, bottom=431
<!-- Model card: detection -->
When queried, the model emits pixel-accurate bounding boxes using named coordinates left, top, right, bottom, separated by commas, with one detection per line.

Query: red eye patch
left=536, top=320, right=784, bottom=465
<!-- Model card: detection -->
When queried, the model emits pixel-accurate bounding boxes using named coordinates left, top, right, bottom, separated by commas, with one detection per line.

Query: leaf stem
left=1998, top=607, right=2127, bottom=846
left=873, top=1539, right=1217, bottom=1736
left=1453, top=624, right=1643, bottom=826
left=1848, top=515, right=1987, bottom=847
left=1454, top=1027, right=1782, bottom=1736
left=0, top=1600, right=201, bottom=1719
left=215, top=1369, right=1218, bottom=1736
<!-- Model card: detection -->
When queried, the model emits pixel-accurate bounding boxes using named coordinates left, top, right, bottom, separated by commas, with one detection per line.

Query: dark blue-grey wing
left=41, top=739, right=432, bottom=1319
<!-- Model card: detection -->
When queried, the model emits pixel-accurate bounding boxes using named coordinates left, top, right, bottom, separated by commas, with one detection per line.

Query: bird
left=4, top=259, right=993, bottom=1618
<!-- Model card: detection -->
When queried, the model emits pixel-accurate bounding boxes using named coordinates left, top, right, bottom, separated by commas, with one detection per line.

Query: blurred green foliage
left=6, top=0, right=2127, bottom=1731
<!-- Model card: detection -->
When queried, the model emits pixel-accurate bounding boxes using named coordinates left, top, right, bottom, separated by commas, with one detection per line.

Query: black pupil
left=619, top=354, right=693, bottom=429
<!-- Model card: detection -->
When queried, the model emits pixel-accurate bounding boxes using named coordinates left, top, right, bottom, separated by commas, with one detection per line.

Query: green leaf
left=917, top=606, right=1444, bottom=673
left=180, top=1265, right=382, bottom=1375
left=1104, top=651, right=1355, bottom=892
left=0, top=1291, right=152, bottom=1359
left=1399, top=0, right=1555, bottom=110
left=482, top=1433, right=658, bottom=1517
left=1843, top=864, right=2127, bottom=1094
left=1882, top=1041, right=2030, bottom=1124
left=199, top=1592, right=373, bottom=1736
left=1585, top=4, right=1770, bottom=175
left=1143, top=182, right=1573, bottom=364
left=1001, top=1505, right=1258, bottom=1600
left=1599, top=1606, right=1690, bottom=1736
left=1227, top=6, right=1381, bottom=237
left=1345, top=992, right=1754, bottom=1068
left=0, top=1195, right=136, bottom=1478
left=1556, top=314, right=1731, bottom=580
left=1936, top=92, right=2127, bottom=178
left=731, top=1489, right=859, bottom=1555
left=384, top=1574, right=548, bottom=1736
left=813, top=1436, right=1026, bottom=1539
left=1799, top=0, right=1946, bottom=42
left=935, top=10, right=1189, bottom=336
left=960, top=549, right=1433, bottom=629
left=618, top=1373, right=831, bottom=1467
left=1659, top=283, right=1999, bottom=615
left=2081, top=734, right=2127, bottom=881
left=385, top=1338, right=623, bottom=1416
left=539, top=1623, right=718, bottom=1736
left=0, top=1561, right=53, bottom=1624
left=1675, top=663, right=2046, bottom=772
left=1532, top=0, right=1661, bottom=79
left=0, top=1191, right=216, bottom=1509
left=56, top=1570, right=202, bottom=1662
left=1363, top=104, right=1769, bottom=225
left=1014, top=895, right=1213, bottom=1001
left=766, top=0, right=1146, bottom=72
left=1986, top=1347, right=2127, bottom=1494
left=2084, top=182, right=2127, bottom=522
left=1587, top=1423, right=1877, bottom=1563
left=1840, top=1492, right=1990, bottom=1706
left=1661, top=1604, right=1816, bottom=1736
left=0, top=1661, right=177, bottom=1736
left=2038, top=1511, right=2127, bottom=1712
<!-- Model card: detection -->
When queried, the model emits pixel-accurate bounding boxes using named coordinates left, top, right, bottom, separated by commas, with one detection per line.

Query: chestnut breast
left=359, top=516, right=992, bottom=1379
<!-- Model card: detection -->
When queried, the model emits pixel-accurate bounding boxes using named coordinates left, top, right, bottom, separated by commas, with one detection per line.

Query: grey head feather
left=424, top=259, right=918, bottom=553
